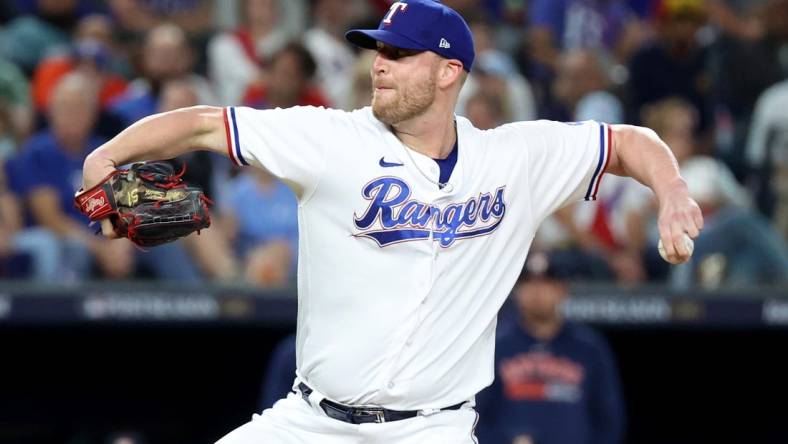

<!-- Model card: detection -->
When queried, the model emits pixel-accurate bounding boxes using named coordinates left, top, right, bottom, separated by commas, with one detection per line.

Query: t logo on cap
left=344, top=0, right=475, bottom=72
left=383, top=1, right=409, bottom=25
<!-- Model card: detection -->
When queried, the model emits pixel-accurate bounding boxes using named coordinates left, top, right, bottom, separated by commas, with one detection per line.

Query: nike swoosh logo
left=379, top=157, right=404, bottom=168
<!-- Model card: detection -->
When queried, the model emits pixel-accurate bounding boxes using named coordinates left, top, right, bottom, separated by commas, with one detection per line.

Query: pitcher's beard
left=372, top=77, right=436, bottom=125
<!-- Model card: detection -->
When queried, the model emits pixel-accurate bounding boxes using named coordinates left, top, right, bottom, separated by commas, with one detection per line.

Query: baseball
left=658, top=234, right=694, bottom=263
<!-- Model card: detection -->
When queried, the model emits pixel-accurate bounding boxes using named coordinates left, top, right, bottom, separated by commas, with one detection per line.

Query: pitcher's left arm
left=606, top=125, right=703, bottom=264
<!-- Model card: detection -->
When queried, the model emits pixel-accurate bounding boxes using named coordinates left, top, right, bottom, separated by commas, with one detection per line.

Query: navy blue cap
left=345, top=0, right=475, bottom=72
left=517, top=252, right=567, bottom=283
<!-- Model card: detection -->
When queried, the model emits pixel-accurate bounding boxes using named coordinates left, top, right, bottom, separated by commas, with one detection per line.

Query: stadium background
left=1, top=0, right=788, bottom=443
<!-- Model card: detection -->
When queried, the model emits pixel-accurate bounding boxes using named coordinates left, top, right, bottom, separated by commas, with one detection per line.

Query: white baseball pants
left=215, top=390, right=479, bottom=444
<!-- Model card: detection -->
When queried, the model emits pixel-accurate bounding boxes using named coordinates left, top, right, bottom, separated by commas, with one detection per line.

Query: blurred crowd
left=1, top=0, right=787, bottom=289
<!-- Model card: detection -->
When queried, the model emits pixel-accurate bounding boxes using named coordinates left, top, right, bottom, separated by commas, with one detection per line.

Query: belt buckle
left=356, top=408, right=386, bottom=423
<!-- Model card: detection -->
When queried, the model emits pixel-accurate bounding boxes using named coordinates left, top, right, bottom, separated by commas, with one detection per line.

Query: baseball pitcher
left=78, top=1, right=703, bottom=442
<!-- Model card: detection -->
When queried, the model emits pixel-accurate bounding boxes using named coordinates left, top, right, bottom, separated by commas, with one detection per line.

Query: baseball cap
left=516, top=252, right=566, bottom=283
left=345, top=0, right=475, bottom=72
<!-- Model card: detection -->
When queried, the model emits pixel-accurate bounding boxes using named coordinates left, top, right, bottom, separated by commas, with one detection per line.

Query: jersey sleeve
left=222, top=105, right=344, bottom=199
left=515, top=120, right=612, bottom=222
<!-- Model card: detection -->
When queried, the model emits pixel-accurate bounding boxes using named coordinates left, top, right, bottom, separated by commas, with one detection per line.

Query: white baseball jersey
left=222, top=106, right=611, bottom=410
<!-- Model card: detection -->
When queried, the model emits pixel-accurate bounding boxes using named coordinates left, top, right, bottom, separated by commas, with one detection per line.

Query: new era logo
left=439, top=38, right=451, bottom=49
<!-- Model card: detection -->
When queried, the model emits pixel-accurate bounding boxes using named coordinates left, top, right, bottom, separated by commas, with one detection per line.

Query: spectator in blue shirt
left=221, top=167, right=299, bottom=287
left=10, top=71, right=133, bottom=280
left=1, top=157, right=60, bottom=280
left=10, top=71, right=202, bottom=281
left=477, top=252, right=626, bottom=444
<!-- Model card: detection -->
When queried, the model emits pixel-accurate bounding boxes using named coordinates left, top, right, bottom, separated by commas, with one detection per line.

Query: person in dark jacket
left=476, top=252, right=626, bottom=444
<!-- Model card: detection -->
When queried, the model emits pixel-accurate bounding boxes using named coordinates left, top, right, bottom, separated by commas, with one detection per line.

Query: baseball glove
left=74, top=161, right=211, bottom=247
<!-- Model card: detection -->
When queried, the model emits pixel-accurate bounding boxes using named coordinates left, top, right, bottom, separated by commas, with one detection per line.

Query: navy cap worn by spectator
left=345, top=0, right=475, bottom=72
left=517, top=252, right=566, bottom=283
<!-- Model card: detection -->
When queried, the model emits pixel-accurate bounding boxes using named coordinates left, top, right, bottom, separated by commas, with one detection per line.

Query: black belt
left=298, top=382, right=465, bottom=424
